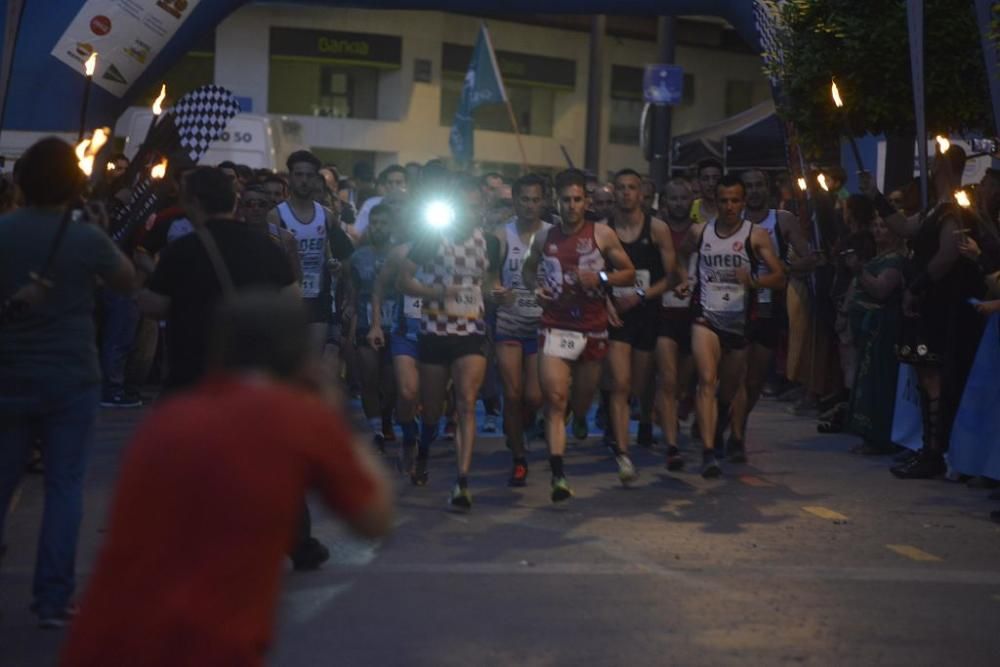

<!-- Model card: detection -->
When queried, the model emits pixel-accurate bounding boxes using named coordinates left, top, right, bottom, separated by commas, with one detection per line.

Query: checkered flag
left=108, top=85, right=242, bottom=245
left=172, top=84, right=243, bottom=164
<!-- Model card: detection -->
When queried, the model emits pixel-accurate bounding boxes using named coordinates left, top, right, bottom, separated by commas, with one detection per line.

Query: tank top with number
left=350, top=245, right=395, bottom=334
left=612, top=213, right=664, bottom=303
left=277, top=201, right=326, bottom=299
left=539, top=221, right=607, bottom=335
left=417, top=229, right=488, bottom=337
left=694, top=219, right=756, bottom=336
left=750, top=209, right=784, bottom=317
left=496, top=219, right=551, bottom=338
left=662, top=223, right=697, bottom=319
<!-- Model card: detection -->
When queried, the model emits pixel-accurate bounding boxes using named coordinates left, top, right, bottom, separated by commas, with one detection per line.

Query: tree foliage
left=767, top=0, right=993, bottom=157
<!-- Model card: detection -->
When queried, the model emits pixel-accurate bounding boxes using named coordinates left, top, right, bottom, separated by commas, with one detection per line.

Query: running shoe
left=482, top=414, right=499, bottom=433
left=508, top=461, right=529, bottom=487
left=551, top=476, right=573, bottom=502
left=291, top=537, right=330, bottom=571
left=701, top=449, right=722, bottom=479
left=442, top=421, right=457, bottom=441
left=665, top=445, right=685, bottom=471
left=34, top=603, right=79, bottom=629
left=726, top=437, right=747, bottom=464
left=616, top=454, right=639, bottom=486
left=449, top=484, right=472, bottom=512
left=99, top=391, right=142, bottom=409
left=572, top=415, right=589, bottom=441
left=410, top=457, right=429, bottom=486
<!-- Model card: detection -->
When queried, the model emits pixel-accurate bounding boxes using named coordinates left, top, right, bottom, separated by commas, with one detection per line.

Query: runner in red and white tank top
left=521, top=170, right=635, bottom=503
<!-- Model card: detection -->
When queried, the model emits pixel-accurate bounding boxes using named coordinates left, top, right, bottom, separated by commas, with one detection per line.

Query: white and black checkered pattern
left=172, top=85, right=242, bottom=163
left=419, top=229, right=488, bottom=336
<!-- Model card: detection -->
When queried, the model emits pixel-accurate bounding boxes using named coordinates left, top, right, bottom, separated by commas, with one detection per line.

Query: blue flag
left=449, top=25, right=507, bottom=165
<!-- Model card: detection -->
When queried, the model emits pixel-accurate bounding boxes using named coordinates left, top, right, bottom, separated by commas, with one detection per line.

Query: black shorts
left=418, top=334, right=487, bottom=366
left=658, top=315, right=692, bottom=354
left=693, top=318, right=748, bottom=351
left=608, top=305, right=657, bottom=352
left=746, top=317, right=783, bottom=350
left=303, top=295, right=333, bottom=324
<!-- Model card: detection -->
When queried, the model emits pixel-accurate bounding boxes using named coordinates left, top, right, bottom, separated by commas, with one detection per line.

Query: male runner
left=682, top=174, right=785, bottom=477
left=605, top=169, right=676, bottom=461
left=726, top=169, right=819, bottom=462
left=492, top=174, right=551, bottom=486
left=267, top=151, right=354, bottom=380
left=521, top=169, right=636, bottom=501
left=691, top=158, right=723, bottom=225
left=345, top=204, right=397, bottom=452
left=656, top=178, right=699, bottom=470
left=399, top=175, right=500, bottom=511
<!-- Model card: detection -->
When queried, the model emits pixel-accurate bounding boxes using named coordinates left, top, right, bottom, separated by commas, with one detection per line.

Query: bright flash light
left=107, top=162, right=116, bottom=172
left=84, top=52, right=97, bottom=77
left=424, top=200, right=455, bottom=229
left=831, top=80, right=843, bottom=108
left=817, top=174, right=830, bottom=192
left=90, top=127, right=109, bottom=154
left=797, top=177, right=808, bottom=191
left=75, top=138, right=92, bottom=175
left=936, top=135, right=950, bottom=153
left=151, top=157, right=168, bottom=180
left=152, top=84, right=167, bottom=115
left=954, top=190, right=971, bottom=208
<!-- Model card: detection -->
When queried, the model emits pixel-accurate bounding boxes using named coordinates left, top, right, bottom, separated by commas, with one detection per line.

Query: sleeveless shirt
left=539, top=221, right=608, bottom=334
left=497, top=218, right=551, bottom=338
left=694, top=219, right=756, bottom=336
left=277, top=201, right=326, bottom=299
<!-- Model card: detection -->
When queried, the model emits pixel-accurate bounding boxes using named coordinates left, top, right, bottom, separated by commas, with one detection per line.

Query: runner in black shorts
left=605, top=169, right=676, bottom=456
left=399, top=175, right=501, bottom=511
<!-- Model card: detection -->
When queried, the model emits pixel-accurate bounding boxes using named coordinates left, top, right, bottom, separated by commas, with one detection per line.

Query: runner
left=345, top=204, right=397, bottom=452
left=684, top=174, right=786, bottom=478
left=727, top=169, right=819, bottom=462
left=521, top=169, right=636, bottom=502
left=691, top=158, right=722, bottom=225
left=398, top=175, right=501, bottom=511
left=656, top=178, right=699, bottom=471
left=605, top=169, right=676, bottom=460
left=492, top=173, right=552, bottom=486
left=266, top=150, right=354, bottom=382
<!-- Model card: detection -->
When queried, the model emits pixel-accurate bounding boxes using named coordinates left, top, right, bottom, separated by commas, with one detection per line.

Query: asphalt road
left=3, top=398, right=999, bottom=666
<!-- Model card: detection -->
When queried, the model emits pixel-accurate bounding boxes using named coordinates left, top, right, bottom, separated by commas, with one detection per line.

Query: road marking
left=886, top=544, right=942, bottom=562
left=740, top=475, right=776, bottom=488
left=802, top=506, right=849, bottom=521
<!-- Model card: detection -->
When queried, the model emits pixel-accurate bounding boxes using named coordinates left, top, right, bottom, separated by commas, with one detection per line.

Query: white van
left=116, top=109, right=277, bottom=170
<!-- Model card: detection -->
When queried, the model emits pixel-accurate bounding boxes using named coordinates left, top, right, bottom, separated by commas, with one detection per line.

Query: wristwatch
left=598, top=270, right=612, bottom=294
left=635, top=287, right=647, bottom=300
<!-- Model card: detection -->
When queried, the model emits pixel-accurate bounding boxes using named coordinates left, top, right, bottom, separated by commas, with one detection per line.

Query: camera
left=970, top=137, right=1000, bottom=154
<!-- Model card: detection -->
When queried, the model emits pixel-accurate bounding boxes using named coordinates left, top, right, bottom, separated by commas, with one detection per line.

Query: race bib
left=543, top=328, right=586, bottom=360
left=403, top=295, right=422, bottom=318
left=756, top=287, right=773, bottom=304
left=511, top=288, right=542, bottom=320
left=300, top=257, right=322, bottom=299
left=613, top=269, right=650, bottom=298
left=445, top=286, right=483, bottom=319
left=703, top=282, right=745, bottom=313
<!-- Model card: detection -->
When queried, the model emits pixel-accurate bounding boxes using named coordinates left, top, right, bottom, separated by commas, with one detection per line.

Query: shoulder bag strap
left=195, top=226, right=235, bottom=298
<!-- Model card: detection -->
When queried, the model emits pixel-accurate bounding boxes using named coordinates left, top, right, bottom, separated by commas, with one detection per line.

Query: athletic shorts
left=496, top=334, right=539, bottom=356
left=390, top=330, right=418, bottom=358
left=304, top=295, right=333, bottom=325
left=693, top=317, right=748, bottom=351
left=538, top=329, right=610, bottom=362
left=658, top=314, right=693, bottom=354
left=608, top=305, right=658, bottom=352
left=746, top=316, right=783, bottom=350
left=418, top=334, right=487, bottom=366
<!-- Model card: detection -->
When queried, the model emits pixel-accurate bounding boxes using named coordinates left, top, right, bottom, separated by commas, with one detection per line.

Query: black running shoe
left=701, top=449, right=722, bottom=479
left=890, top=449, right=945, bottom=479
left=449, top=483, right=472, bottom=512
left=726, top=438, right=747, bottom=464
left=410, top=457, right=429, bottom=486
left=666, top=445, right=685, bottom=471
left=291, top=537, right=330, bottom=571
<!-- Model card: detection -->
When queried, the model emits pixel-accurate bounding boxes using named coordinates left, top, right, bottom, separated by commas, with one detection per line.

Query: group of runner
left=272, top=152, right=792, bottom=511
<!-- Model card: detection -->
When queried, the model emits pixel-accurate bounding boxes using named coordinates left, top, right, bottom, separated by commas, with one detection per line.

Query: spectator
left=0, top=137, right=135, bottom=628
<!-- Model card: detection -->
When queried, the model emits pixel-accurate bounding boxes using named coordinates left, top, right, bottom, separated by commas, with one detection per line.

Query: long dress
left=847, top=250, right=906, bottom=447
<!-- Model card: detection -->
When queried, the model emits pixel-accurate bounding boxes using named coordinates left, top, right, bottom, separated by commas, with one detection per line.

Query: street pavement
left=3, top=397, right=1000, bottom=666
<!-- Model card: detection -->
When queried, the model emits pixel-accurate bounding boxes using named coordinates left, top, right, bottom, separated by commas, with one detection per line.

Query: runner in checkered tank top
left=399, top=175, right=502, bottom=511
left=520, top=169, right=636, bottom=504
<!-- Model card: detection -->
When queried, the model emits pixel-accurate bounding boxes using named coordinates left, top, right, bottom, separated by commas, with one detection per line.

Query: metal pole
left=584, top=15, right=605, bottom=175
left=649, top=16, right=676, bottom=188
left=0, top=0, right=27, bottom=148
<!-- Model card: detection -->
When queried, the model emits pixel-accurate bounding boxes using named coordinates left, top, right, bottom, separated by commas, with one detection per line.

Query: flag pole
left=504, top=102, right=529, bottom=173
left=481, top=23, right=528, bottom=174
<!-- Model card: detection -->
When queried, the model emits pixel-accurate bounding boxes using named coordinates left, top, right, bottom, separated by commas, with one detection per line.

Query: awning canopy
left=672, top=100, right=783, bottom=171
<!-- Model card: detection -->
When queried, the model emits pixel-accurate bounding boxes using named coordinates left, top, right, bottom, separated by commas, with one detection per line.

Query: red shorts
left=538, top=329, right=609, bottom=362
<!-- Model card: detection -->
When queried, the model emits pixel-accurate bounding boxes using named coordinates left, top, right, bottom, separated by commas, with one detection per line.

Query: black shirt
left=148, top=218, right=296, bottom=390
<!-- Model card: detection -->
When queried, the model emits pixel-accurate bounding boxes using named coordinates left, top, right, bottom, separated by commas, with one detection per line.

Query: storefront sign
left=270, top=27, right=402, bottom=67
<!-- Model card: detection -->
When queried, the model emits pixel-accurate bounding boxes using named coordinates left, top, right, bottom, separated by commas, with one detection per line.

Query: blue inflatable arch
left=1, top=1, right=761, bottom=133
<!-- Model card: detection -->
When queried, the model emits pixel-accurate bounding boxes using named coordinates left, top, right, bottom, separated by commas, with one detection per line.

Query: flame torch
left=77, top=52, right=98, bottom=142
left=830, top=79, right=865, bottom=174
left=145, top=84, right=167, bottom=141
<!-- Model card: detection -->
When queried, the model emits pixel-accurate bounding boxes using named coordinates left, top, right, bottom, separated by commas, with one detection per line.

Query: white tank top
left=497, top=219, right=550, bottom=338
left=695, top=219, right=755, bottom=335
left=753, top=210, right=779, bottom=309
left=277, top=201, right=326, bottom=298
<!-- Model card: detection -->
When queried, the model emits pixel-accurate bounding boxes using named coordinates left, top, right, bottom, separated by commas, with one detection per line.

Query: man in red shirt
left=61, top=293, right=393, bottom=666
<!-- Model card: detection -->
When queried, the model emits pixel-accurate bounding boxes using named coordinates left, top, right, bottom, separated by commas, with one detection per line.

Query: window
left=269, top=62, right=379, bottom=118
left=439, top=76, right=554, bottom=137
left=609, top=66, right=695, bottom=146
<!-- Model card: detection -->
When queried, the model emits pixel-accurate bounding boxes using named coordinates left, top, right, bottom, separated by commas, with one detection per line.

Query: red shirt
left=539, top=221, right=608, bottom=334
left=60, top=375, right=378, bottom=667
